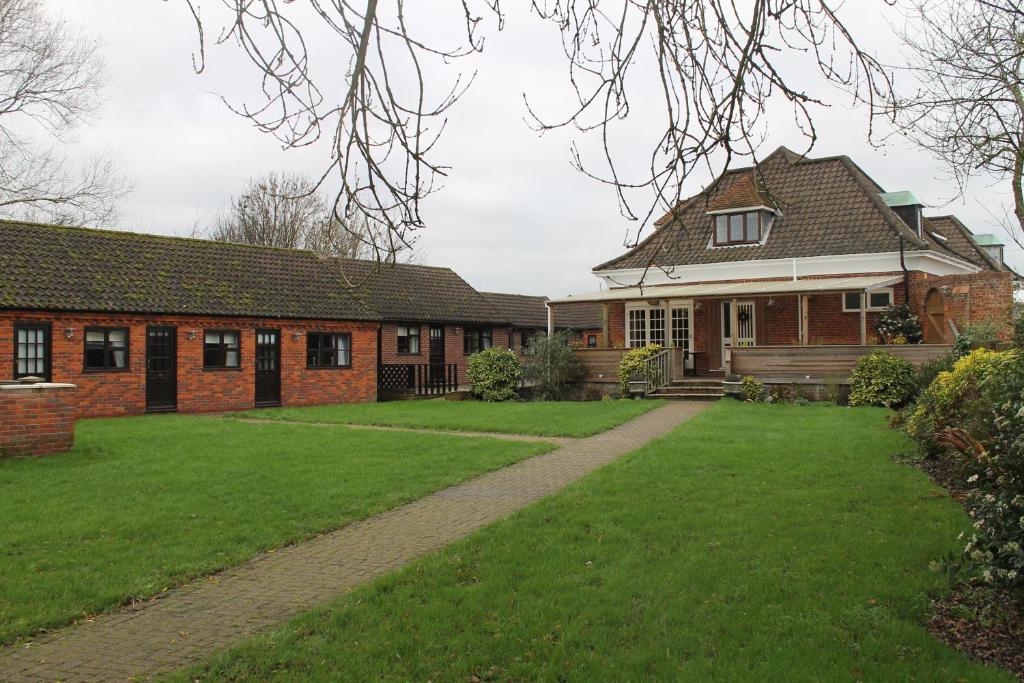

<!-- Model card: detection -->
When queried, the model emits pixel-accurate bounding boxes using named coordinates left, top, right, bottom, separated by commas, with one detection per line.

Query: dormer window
left=713, top=210, right=766, bottom=246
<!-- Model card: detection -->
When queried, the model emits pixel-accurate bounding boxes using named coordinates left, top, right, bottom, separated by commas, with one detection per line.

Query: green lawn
left=184, top=402, right=1008, bottom=681
left=0, top=415, right=551, bottom=644
left=238, top=399, right=662, bottom=437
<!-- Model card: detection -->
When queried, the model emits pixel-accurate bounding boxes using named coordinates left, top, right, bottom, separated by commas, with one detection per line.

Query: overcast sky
left=43, top=1, right=1024, bottom=297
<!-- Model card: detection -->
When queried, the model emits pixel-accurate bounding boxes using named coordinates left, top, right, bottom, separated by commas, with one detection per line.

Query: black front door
left=255, top=329, right=281, bottom=406
left=429, top=325, right=446, bottom=386
left=146, top=326, right=177, bottom=412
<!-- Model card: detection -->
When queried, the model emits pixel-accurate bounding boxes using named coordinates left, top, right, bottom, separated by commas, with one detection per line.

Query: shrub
left=740, top=375, right=764, bottom=402
left=953, top=319, right=1002, bottom=359
left=1013, top=307, right=1024, bottom=350
left=617, top=344, right=663, bottom=395
left=876, top=303, right=923, bottom=344
left=523, top=331, right=582, bottom=401
left=905, top=348, right=1007, bottom=453
left=848, top=350, right=917, bottom=408
left=466, top=348, right=523, bottom=402
left=915, top=353, right=955, bottom=393
left=950, top=351, right=1024, bottom=588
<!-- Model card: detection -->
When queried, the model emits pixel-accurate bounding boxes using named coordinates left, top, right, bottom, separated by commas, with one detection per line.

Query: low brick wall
left=0, top=382, right=76, bottom=457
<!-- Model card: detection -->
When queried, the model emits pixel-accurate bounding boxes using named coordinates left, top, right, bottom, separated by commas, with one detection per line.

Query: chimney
left=879, top=191, right=924, bottom=237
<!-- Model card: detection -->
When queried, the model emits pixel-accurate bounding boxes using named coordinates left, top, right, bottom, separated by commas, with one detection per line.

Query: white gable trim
left=706, top=205, right=778, bottom=216
left=593, top=251, right=980, bottom=288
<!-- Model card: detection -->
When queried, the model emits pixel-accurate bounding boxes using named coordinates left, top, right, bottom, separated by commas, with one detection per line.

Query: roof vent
left=879, top=191, right=924, bottom=237
left=973, top=233, right=1005, bottom=266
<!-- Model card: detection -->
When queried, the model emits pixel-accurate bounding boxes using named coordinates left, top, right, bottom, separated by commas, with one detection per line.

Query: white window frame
left=842, top=287, right=894, bottom=313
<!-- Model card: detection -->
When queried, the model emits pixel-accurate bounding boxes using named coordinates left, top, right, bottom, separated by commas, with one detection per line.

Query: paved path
left=232, top=417, right=579, bottom=446
left=0, top=402, right=709, bottom=682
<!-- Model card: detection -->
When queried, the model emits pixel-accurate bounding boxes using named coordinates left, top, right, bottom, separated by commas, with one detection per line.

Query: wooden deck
left=727, top=344, right=953, bottom=383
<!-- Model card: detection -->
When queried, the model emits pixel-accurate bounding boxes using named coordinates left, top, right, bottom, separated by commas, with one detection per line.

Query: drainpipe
left=898, top=236, right=911, bottom=301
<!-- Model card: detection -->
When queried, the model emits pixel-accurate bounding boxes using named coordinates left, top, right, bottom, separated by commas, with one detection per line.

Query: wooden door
left=255, top=329, right=281, bottom=406
left=925, top=289, right=947, bottom=343
left=145, top=326, right=177, bottom=412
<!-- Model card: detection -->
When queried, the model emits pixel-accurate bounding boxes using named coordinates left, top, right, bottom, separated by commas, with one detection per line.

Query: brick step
left=647, top=391, right=724, bottom=401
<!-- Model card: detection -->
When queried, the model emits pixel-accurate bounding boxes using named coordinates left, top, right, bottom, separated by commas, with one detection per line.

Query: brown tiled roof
left=551, top=301, right=603, bottom=330
left=595, top=146, right=983, bottom=272
left=482, top=292, right=549, bottom=328
left=0, top=220, right=506, bottom=324
left=922, top=215, right=1005, bottom=271
left=345, top=262, right=503, bottom=324
left=0, top=221, right=377, bottom=320
left=705, top=171, right=774, bottom=212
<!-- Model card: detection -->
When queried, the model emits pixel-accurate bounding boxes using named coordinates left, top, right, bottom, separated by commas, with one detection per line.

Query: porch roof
left=548, top=274, right=903, bottom=305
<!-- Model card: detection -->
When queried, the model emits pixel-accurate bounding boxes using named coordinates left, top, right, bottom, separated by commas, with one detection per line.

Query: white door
left=720, top=301, right=732, bottom=368
left=670, top=303, right=694, bottom=371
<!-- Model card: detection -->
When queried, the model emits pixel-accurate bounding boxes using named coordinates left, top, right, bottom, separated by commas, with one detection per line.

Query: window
left=14, top=323, right=50, bottom=380
left=84, top=327, right=129, bottom=371
left=587, top=334, right=598, bottom=348
left=307, top=332, right=352, bottom=368
left=627, top=308, right=647, bottom=348
left=463, top=327, right=493, bottom=355
left=649, top=308, right=666, bottom=346
left=396, top=324, right=420, bottom=354
left=712, top=211, right=764, bottom=246
left=671, top=307, right=690, bottom=353
left=204, top=330, right=240, bottom=368
left=842, top=288, right=894, bottom=313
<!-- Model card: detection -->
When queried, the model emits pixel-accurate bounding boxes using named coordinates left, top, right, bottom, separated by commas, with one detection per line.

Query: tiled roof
left=705, top=171, right=774, bottom=212
left=551, top=301, right=603, bottom=330
left=595, top=146, right=990, bottom=272
left=482, top=292, right=549, bottom=328
left=921, top=215, right=1003, bottom=270
left=0, top=220, right=506, bottom=323
left=344, top=261, right=503, bottom=324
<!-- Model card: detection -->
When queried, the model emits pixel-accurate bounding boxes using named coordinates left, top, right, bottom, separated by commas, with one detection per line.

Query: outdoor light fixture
left=768, top=297, right=775, bottom=306
left=186, top=330, right=197, bottom=340
left=694, top=301, right=703, bottom=311
left=64, top=327, right=75, bottom=339
left=292, top=331, right=302, bottom=341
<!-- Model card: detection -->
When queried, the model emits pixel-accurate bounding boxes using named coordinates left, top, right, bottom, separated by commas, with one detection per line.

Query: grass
left=0, top=414, right=552, bottom=644
left=237, top=399, right=662, bottom=437
left=183, top=402, right=1009, bottom=681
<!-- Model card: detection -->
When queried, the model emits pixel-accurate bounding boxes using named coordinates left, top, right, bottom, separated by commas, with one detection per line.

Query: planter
left=722, top=380, right=743, bottom=399
left=627, top=380, right=649, bottom=398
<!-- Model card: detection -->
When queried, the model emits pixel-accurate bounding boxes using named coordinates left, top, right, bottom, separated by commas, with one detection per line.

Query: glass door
left=669, top=303, right=694, bottom=371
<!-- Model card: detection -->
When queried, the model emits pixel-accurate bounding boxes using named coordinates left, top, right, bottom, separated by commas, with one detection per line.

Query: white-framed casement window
left=842, top=288, right=894, bottom=313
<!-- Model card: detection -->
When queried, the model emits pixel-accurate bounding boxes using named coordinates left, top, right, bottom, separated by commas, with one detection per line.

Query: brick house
left=481, top=293, right=604, bottom=350
left=549, top=146, right=1018, bottom=379
left=1, top=221, right=381, bottom=417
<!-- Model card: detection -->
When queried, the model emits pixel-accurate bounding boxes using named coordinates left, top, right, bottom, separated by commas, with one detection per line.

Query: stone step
left=648, top=391, right=725, bottom=401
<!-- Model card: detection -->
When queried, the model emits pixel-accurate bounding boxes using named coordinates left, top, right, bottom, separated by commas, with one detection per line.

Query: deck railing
left=639, top=349, right=672, bottom=395
left=378, top=363, right=459, bottom=396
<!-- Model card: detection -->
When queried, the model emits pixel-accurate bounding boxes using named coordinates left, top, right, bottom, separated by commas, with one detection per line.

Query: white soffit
left=549, top=275, right=904, bottom=304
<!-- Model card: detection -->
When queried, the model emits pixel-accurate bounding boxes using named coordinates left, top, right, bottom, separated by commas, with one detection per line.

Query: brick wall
left=379, top=322, right=514, bottom=385
left=0, top=383, right=76, bottom=457
left=607, top=302, right=625, bottom=347
left=0, top=311, right=377, bottom=418
left=908, top=271, right=1015, bottom=342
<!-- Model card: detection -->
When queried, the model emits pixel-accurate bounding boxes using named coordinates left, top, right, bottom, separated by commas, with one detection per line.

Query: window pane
left=649, top=308, right=666, bottom=346
left=628, top=309, right=646, bottom=348
left=745, top=212, right=759, bottom=241
left=224, top=332, right=238, bottom=347
left=409, top=335, right=419, bottom=354
left=729, top=214, right=744, bottom=242
left=844, top=292, right=862, bottom=310
left=225, top=350, right=239, bottom=367
left=869, top=291, right=891, bottom=308
left=205, top=331, right=219, bottom=344
left=715, top=215, right=728, bottom=244
left=86, top=330, right=105, bottom=343
left=108, top=329, right=127, bottom=343
left=112, top=347, right=128, bottom=368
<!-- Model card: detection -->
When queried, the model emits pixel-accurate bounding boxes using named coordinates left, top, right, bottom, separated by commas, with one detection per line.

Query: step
left=662, top=385, right=723, bottom=394
left=648, top=391, right=724, bottom=401
left=669, top=380, right=724, bottom=389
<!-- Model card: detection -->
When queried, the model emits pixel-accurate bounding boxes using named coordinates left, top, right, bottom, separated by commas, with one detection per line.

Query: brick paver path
left=0, top=402, right=709, bottom=682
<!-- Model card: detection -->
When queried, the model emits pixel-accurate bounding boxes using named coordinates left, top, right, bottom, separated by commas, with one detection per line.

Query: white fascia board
left=706, top=205, right=778, bottom=216
left=593, top=251, right=979, bottom=288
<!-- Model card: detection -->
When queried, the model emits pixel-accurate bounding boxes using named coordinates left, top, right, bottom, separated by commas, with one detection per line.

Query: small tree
left=466, top=348, right=522, bottom=402
left=523, top=331, right=582, bottom=401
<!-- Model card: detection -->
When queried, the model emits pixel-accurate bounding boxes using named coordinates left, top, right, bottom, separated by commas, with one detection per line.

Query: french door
left=669, top=303, right=694, bottom=371
left=255, top=329, right=281, bottom=407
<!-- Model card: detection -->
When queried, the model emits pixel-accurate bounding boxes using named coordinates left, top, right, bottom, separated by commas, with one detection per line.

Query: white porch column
left=546, top=303, right=554, bottom=337
left=859, top=291, right=868, bottom=345
left=730, top=297, right=738, bottom=347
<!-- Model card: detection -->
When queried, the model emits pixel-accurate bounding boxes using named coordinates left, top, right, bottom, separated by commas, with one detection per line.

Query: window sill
left=83, top=368, right=132, bottom=373
left=202, top=366, right=243, bottom=371
left=305, top=365, right=353, bottom=370
left=396, top=352, right=422, bottom=356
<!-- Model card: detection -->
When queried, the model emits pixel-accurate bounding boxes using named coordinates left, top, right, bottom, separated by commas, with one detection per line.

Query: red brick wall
left=379, top=322, right=514, bottom=385
left=0, top=384, right=75, bottom=457
left=908, top=271, right=1015, bottom=341
left=607, top=302, right=625, bottom=347
left=0, top=310, right=377, bottom=418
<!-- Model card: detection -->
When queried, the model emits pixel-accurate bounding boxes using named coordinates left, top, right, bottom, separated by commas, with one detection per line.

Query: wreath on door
left=737, top=309, right=751, bottom=324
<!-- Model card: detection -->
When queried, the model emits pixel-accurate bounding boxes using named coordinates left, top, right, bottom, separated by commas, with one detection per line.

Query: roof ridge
left=834, top=157, right=930, bottom=250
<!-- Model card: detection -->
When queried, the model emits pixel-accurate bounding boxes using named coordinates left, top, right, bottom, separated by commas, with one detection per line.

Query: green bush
left=466, top=348, right=523, bottom=402
left=617, top=344, right=663, bottom=395
left=952, top=350, right=1024, bottom=588
left=523, top=331, right=582, bottom=401
left=904, top=348, right=1007, bottom=453
left=847, top=350, right=917, bottom=408
left=1013, top=307, right=1024, bottom=349
left=740, top=375, right=764, bottom=402
left=953, top=319, right=1002, bottom=359
left=915, top=353, right=955, bottom=394
left=876, top=303, right=923, bottom=344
